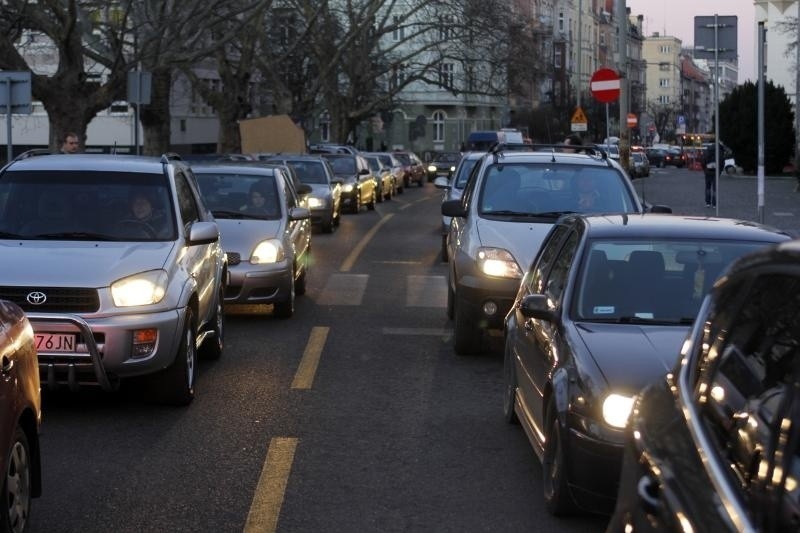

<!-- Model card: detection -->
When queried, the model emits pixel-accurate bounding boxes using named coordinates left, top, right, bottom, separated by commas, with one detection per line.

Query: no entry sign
left=590, top=68, right=621, bottom=103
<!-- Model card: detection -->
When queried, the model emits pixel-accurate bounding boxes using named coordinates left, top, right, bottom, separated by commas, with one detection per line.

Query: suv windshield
left=0, top=170, right=176, bottom=240
left=478, top=163, right=636, bottom=216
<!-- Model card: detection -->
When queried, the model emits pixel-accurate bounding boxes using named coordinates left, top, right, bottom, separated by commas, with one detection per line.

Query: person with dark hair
left=126, top=191, right=168, bottom=237
left=60, top=132, right=80, bottom=154
left=241, top=181, right=278, bottom=217
left=563, top=134, right=582, bottom=153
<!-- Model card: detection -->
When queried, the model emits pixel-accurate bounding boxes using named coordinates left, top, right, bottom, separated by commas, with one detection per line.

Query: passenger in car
left=574, top=174, right=600, bottom=210
left=241, top=182, right=279, bottom=217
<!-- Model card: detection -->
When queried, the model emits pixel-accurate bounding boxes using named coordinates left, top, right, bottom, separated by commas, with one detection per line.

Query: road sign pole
left=605, top=103, right=610, bottom=147
left=5, top=78, right=11, bottom=163
left=757, top=21, right=766, bottom=223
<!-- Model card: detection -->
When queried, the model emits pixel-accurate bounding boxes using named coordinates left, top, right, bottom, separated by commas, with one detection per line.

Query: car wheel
left=152, top=307, right=197, bottom=406
left=502, top=343, right=519, bottom=424
left=274, top=266, right=295, bottom=319
left=543, top=406, right=576, bottom=516
left=376, top=184, right=384, bottom=203
left=367, top=189, right=376, bottom=210
left=453, top=296, right=481, bottom=355
left=321, top=213, right=335, bottom=233
left=199, top=285, right=224, bottom=360
left=350, top=193, right=361, bottom=214
left=2, top=426, right=32, bottom=533
left=295, top=253, right=308, bottom=296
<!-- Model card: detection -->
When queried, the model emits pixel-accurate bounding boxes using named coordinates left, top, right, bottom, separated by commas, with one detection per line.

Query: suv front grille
left=0, top=286, right=100, bottom=313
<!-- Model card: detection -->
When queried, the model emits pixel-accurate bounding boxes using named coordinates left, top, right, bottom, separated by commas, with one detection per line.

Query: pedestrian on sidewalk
left=703, top=142, right=719, bottom=207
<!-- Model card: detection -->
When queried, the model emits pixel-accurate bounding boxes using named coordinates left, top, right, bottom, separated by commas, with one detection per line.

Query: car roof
left=479, top=148, right=617, bottom=168
left=572, top=213, right=791, bottom=242
left=3, top=153, right=172, bottom=173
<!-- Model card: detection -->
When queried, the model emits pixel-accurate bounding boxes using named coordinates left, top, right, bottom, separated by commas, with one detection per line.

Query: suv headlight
left=252, top=239, right=284, bottom=264
left=111, top=269, right=168, bottom=307
left=477, top=247, right=522, bottom=279
left=602, top=393, right=635, bottom=428
left=308, top=197, right=326, bottom=208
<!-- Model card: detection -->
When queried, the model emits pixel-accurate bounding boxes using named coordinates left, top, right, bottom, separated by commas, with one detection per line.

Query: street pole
left=617, top=0, right=629, bottom=170
left=577, top=0, right=582, bottom=110
left=715, top=15, right=721, bottom=216
left=795, top=2, right=800, bottom=193
left=5, top=79, right=11, bottom=163
left=758, top=21, right=766, bottom=222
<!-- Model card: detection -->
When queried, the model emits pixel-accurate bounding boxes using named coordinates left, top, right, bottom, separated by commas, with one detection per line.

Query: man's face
left=63, top=135, right=79, bottom=153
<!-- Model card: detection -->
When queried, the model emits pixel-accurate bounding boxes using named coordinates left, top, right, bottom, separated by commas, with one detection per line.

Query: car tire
left=502, top=344, right=520, bottom=424
left=2, top=426, right=32, bottom=533
left=376, top=184, right=384, bottom=203
left=367, top=189, right=376, bottom=210
left=322, top=214, right=335, bottom=234
left=350, top=193, right=361, bottom=214
left=199, top=285, right=224, bottom=360
left=453, top=296, right=481, bottom=355
left=274, top=267, right=295, bottom=319
left=152, top=307, right=197, bottom=406
left=543, top=406, right=576, bottom=516
left=295, top=253, right=308, bottom=296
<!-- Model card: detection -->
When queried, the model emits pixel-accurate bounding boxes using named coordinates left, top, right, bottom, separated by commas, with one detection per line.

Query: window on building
left=392, top=15, right=405, bottom=41
left=558, top=11, right=564, bottom=32
left=439, top=62, right=454, bottom=88
left=554, top=48, right=562, bottom=68
left=658, top=95, right=671, bottom=104
left=390, top=63, right=407, bottom=90
left=659, top=79, right=670, bottom=88
left=659, top=45, right=671, bottom=54
left=438, top=15, right=453, bottom=40
left=319, top=111, right=331, bottom=143
left=432, top=110, right=445, bottom=142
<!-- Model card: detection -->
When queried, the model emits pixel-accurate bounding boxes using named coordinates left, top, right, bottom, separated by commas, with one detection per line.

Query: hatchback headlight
left=342, top=183, right=354, bottom=192
left=477, top=247, right=522, bottom=279
left=602, top=393, right=635, bottom=428
left=427, top=165, right=437, bottom=172
left=308, top=197, right=326, bottom=208
left=251, top=239, right=284, bottom=264
left=111, top=269, right=168, bottom=307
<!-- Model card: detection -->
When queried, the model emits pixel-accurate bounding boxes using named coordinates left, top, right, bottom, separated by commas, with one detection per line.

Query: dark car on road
left=607, top=239, right=800, bottom=532
left=644, top=148, right=667, bottom=168
left=426, top=151, right=462, bottom=181
left=0, top=299, right=41, bottom=533
left=503, top=214, right=791, bottom=516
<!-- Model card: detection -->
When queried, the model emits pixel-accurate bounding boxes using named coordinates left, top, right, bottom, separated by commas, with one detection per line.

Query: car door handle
left=1, top=355, right=13, bottom=375
left=637, top=475, right=661, bottom=515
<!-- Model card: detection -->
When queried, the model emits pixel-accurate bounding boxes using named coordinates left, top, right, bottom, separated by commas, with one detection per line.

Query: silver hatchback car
left=193, top=163, right=312, bottom=318
left=0, top=153, right=227, bottom=405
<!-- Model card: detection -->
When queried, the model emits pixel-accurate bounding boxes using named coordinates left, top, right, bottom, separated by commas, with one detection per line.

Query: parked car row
left=434, top=140, right=800, bottom=530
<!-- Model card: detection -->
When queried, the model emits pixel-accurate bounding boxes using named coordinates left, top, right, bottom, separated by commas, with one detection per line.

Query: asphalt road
left=28, top=182, right=608, bottom=532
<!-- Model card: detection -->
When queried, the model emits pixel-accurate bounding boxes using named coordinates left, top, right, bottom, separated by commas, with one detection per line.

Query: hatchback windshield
left=278, top=160, right=328, bottom=184
left=478, top=163, right=636, bottom=215
left=575, top=239, right=772, bottom=323
left=195, top=172, right=281, bottom=220
left=0, top=170, right=176, bottom=240
left=322, top=156, right=356, bottom=175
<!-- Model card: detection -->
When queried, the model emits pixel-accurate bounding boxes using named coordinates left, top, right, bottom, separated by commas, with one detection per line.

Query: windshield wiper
left=211, top=209, right=249, bottom=219
left=483, top=210, right=540, bottom=217
left=533, top=211, right=576, bottom=218
left=611, top=316, right=695, bottom=325
left=29, top=232, right=116, bottom=240
left=0, top=231, right=23, bottom=239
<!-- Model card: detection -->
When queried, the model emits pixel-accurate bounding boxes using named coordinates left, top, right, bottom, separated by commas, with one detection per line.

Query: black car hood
left=575, top=323, right=690, bottom=394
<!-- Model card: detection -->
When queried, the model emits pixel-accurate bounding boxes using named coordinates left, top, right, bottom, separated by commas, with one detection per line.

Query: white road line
left=406, top=275, right=447, bottom=307
left=291, top=326, right=329, bottom=389
left=244, top=437, right=298, bottom=533
left=316, top=273, right=369, bottom=306
left=339, top=213, right=394, bottom=271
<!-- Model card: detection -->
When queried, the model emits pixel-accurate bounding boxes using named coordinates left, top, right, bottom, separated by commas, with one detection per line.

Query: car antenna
left=111, top=142, right=117, bottom=155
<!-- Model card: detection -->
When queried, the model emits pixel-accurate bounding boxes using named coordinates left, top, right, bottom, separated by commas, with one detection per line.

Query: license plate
left=34, top=333, right=77, bottom=352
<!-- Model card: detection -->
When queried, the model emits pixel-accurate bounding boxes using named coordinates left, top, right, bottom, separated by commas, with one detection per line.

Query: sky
left=626, top=0, right=756, bottom=83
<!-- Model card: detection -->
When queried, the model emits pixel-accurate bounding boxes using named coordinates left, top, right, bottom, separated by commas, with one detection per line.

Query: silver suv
left=442, top=144, right=670, bottom=355
left=0, top=153, right=227, bottom=405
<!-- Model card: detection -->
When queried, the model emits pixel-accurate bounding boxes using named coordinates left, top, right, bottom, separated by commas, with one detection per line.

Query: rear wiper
left=29, top=232, right=116, bottom=240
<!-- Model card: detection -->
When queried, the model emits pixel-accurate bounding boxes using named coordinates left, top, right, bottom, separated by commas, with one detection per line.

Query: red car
left=392, top=151, right=426, bottom=187
left=0, top=300, right=41, bottom=533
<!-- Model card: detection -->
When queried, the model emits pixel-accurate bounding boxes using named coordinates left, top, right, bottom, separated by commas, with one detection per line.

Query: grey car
left=442, top=144, right=671, bottom=355
left=193, top=164, right=311, bottom=318
left=264, top=155, right=342, bottom=233
left=0, top=153, right=227, bottom=405
left=433, top=151, right=483, bottom=261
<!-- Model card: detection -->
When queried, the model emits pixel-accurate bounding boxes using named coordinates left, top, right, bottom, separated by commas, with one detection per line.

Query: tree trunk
left=140, top=68, right=173, bottom=156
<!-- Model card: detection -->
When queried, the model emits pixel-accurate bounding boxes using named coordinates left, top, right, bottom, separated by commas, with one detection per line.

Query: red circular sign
left=590, top=68, right=621, bottom=103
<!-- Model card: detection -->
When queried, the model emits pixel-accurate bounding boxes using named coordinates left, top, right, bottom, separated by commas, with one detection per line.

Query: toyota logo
left=26, top=291, right=47, bottom=305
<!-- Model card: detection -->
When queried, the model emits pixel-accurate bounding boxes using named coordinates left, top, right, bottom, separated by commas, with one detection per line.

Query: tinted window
left=454, top=158, right=480, bottom=189
left=0, top=170, right=176, bottom=241
left=175, top=173, right=200, bottom=227
left=543, top=231, right=579, bottom=306
left=478, top=163, right=637, bottom=215
left=527, top=224, right=570, bottom=294
left=698, top=272, right=800, bottom=515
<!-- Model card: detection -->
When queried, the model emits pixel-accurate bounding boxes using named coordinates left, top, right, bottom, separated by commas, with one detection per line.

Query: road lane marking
left=244, top=437, right=298, bottom=533
left=316, top=273, right=369, bottom=305
left=291, top=326, right=329, bottom=389
left=399, top=195, right=436, bottom=210
left=339, top=213, right=395, bottom=271
left=406, top=275, right=447, bottom=307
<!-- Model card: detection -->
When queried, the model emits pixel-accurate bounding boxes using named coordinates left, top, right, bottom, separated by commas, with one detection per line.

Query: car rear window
left=0, top=170, right=176, bottom=241
left=478, top=163, right=638, bottom=216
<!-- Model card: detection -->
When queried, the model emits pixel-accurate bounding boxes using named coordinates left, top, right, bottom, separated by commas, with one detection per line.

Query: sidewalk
left=634, top=168, right=800, bottom=238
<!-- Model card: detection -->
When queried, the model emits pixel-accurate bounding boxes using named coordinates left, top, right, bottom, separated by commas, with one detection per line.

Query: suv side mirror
left=441, top=199, right=467, bottom=218
left=358, top=168, right=370, bottom=175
